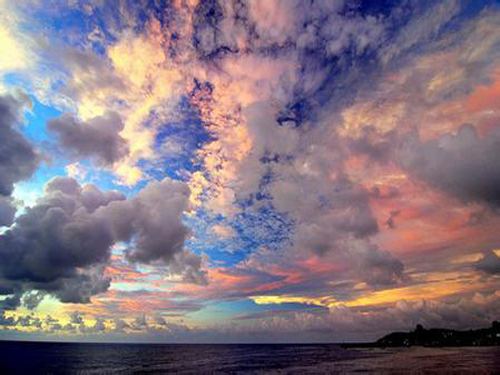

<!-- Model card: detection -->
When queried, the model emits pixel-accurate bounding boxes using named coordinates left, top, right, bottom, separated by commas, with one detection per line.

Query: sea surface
left=0, top=341, right=499, bottom=374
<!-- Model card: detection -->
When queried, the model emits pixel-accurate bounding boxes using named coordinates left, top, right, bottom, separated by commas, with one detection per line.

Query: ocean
left=0, top=341, right=499, bottom=374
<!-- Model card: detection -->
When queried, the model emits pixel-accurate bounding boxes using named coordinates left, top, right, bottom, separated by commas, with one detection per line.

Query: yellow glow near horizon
left=250, top=271, right=482, bottom=310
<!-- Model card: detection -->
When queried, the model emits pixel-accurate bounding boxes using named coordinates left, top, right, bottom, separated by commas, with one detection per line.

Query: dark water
left=0, top=341, right=499, bottom=374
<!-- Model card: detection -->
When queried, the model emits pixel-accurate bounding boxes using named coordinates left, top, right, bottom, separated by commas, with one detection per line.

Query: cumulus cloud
left=0, top=294, right=21, bottom=311
left=48, top=111, right=129, bottom=166
left=97, top=178, right=207, bottom=284
left=360, top=245, right=404, bottom=286
left=0, top=176, right=120, bottom=304
left=475, top=251, right=500, bottom=275
left=0, top=175, right=206, bottom=307
left=21, top=291, right=45, bottom=310
left=0, top=93, right=38, bottom=203
left=400, top=125, right=500, bottom=207
left=0, top=196, right=17, bottom=227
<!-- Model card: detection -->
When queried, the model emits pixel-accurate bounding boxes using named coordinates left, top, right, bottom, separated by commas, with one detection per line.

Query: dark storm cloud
left=475, top=251, right=500, bottom=275
left=361, top=245, right=404, bottom=286
left=0, top=197, right=17, bottom=227
left=0, top=94, right=39, bottom=199
left=0, top=312, right=16, bottom=326
left=0, top=176, right=122, bottom=304
left=48, top=111, right=128, bottom=166
left=0, top=293, right=21, bottom=311
left=0, top=176, right=207, bottom=307
left=22, top=291, right=46, bottom=310
left=400, top=124, right=500, bottom=207
left=96, top=178, right=207, bottom=285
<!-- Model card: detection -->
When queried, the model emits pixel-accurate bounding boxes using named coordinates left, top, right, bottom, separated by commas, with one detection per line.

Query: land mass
left=343, top=321, right=500, bottom=348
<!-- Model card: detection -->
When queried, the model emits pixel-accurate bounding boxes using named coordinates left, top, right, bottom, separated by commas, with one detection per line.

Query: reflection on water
left=0, top=341, right=499, bottom=374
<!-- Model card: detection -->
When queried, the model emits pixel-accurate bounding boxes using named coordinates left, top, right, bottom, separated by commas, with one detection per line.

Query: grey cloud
left=361, top=245, right=404, bottom=286
left=92, top=318, right=106, bottom=332
left=96, top=178, right=207, bottom=284
left=0, top=94, right=39, bottom=197
left=54, top=266, right=111, bottom=304
left=0, top=176, right=207, bottom=307
left=0, top=293, right=21, bottom=311
left=22, top=291, right=45, bottom=310
left=45, top=315, right=58, bottom=325
left=113, top=318, right=130, bottom=333
left=347, top=126, right=395, bottom=162
left=16, top=315, right=42, bottom=328
left=380, top=0, right=460, bottom=64
left=0, top=176, right=120, bottom=304
left=0, top=196, right=16, bottom=227
left=130, top=314, right=148, bottom=331
left=0, top=312, right=16, bottom=326
left=58, top=47, right=127, bottom=97
left=273, top=171, right=378, bottom=254
left=475, top=251, right=500, bottom=275
left=70, top=311, right=84, bottom=325
left=264, top=109, right=400, bottom=286
left=240, top=292, right=500, bottom=342
left=62, top=323, right=76, bottom=332
left=38, top=40, right=127, bottom=109
left=400, top=124, right=500, bottom=206
left=154, top=314, right=168, bottom=326
left=6, top=291, right=499, bottom=343
left=48, top=111, right=128, bottom=166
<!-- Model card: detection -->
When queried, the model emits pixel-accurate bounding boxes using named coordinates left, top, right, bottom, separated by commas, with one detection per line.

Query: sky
left=1, top=0, right=500, bottom=344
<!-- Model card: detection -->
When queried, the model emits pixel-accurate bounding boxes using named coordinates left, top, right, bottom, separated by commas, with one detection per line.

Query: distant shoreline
left=341, top=321, right=500, bottom=348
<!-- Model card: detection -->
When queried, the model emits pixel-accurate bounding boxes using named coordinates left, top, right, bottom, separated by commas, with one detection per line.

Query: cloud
left=4, top=0, right=500, bottom=343
left=0, top=312, right=16, bottom=326
left=130, top=314, right=148, bottom=330
left=400, top=124, right=500, bottom=207
left=0, top=20, right=31, bottom=74
left=0, top=196, right=16, bottom=227
left=475, top=251, right=500, bottom=275
left=0, top=176, right=119, bottom=304
left=70, top=311, right=84, bottom=325
left=97, top=178, right=207, bottom=284
left=379, top=0, right=460, bottom=64
left=113, top=318, right=130, bottom=333
left=0, top=94, right=39, bottom=197
left=21, top=291, right=45, bottom=310
left=360, top=245, right=404, bottom=286
left=154, top=314, right=167, bottom=327
left=81, top=317, right=106, bottom=333
left=0, top=293, right=21, bottom=311
left=0, top=175, right=206, bottom=307
left=48, top=111, right=129, bottom=167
